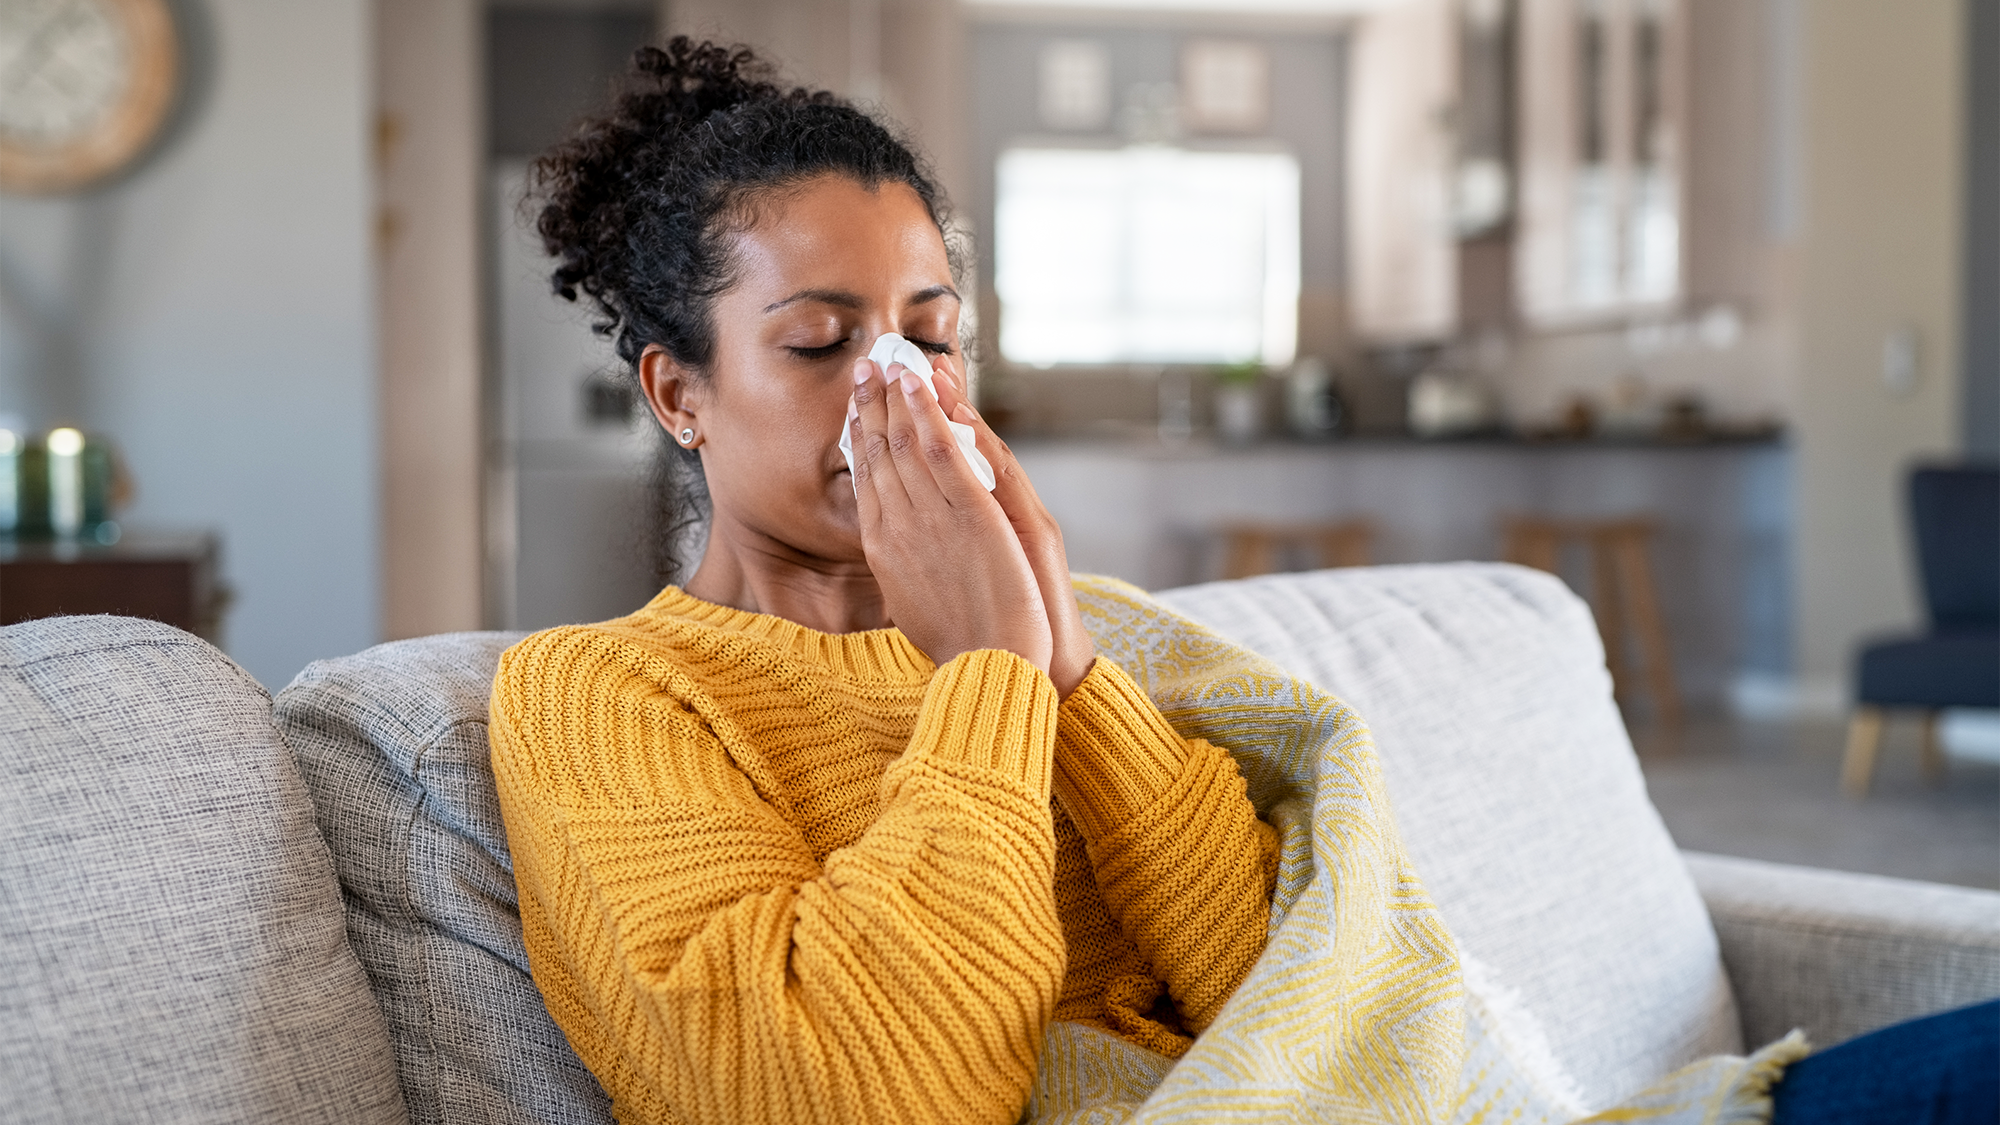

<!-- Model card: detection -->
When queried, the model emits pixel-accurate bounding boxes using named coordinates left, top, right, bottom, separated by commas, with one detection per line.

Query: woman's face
left=645, top=174, right=961, bottom=568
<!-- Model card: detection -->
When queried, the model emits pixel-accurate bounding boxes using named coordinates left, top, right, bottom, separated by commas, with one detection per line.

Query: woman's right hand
left=849, top=356, right=1054, bottom=677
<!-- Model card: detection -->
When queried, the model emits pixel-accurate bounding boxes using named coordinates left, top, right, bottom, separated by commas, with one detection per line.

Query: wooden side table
left=0, top=531, right=227, bottom=642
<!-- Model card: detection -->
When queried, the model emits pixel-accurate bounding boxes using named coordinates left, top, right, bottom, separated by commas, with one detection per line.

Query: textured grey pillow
left=0, top=616, right=408, bottom=1125
left=276, top=631, right=612, bottom=1125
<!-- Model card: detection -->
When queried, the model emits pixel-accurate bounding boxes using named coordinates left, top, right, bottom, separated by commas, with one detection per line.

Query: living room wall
left=0, top=0, right=378, bottom=689
left=1964, top=0, right=1999, bottom=460
left=1790, top=0, right=1967, bottom=709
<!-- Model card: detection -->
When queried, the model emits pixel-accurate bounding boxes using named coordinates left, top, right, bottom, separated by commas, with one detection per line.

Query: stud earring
left=679, top=427, right=695, bottom=445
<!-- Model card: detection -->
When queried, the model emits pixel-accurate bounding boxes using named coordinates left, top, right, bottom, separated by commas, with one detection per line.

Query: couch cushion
left=0, top=616, right=408, bottom=1125
left=275, top=632, right=613, bottom=1125
left=1155, top=564, right=1742, bottom=1108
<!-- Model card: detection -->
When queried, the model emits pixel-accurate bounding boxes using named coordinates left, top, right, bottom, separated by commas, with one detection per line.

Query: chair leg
left=1350, top=521, right=1377, bottom=567
left=1918, top=710, right=1948, bottom=783
left=1590, top=532, right=1631, bottom=706
left=1842, top=707, right=1887, bottom=798
left=1503, top=520, right=1561, bottom=573
left=1316, top=521, right=1374, bottom=569
left=1613, top=531, right=1682, bottom=727
left=1224, top=529, right=1276, bottom=580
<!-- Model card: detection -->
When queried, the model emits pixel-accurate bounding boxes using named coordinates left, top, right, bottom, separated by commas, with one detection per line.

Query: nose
left=859, top=318, right=896, bottom=348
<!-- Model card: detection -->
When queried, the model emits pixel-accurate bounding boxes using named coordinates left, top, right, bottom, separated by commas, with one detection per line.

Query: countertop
left=1004, top=424, right=1787, bottom=456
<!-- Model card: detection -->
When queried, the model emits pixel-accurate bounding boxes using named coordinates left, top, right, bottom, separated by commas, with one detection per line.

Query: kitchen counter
left=1012, top=433, right=1791, bottom=709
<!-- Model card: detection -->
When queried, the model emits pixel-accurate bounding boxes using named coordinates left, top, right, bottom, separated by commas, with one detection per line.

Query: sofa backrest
left=275, top=630, right=609, bottom=1125
left=275, top=563, right=1739, bottom=1117
left=1155, top=563, right=1741, bottom=1108
left=0, top=616, right=409, bottom=1125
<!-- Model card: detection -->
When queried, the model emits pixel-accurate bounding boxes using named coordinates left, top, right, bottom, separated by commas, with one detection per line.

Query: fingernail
left=952, top=403, right=975, bottom=422
left=852, top=359, right=872, bottom=386
left=899, top=370, right=921, bottom=395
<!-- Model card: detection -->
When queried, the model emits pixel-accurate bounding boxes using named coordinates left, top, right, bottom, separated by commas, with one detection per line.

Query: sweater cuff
left=905, top=649, right=1059, bottom=793
left=1053, top=657, right=1192, bottom=842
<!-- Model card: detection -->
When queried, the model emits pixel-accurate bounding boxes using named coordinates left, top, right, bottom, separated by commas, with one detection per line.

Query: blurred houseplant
left=1213, top=361, right=1265, bottom=445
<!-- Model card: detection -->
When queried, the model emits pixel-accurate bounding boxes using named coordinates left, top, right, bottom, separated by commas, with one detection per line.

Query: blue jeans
left=1770, top=1000, right=1999, bottom=1124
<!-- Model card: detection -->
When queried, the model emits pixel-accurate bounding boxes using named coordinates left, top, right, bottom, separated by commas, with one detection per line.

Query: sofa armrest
left=1682, top=850, right=2000, bottom=1050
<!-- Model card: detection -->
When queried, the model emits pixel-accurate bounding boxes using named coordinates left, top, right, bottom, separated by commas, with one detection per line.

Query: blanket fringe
left=1711, top=1031, right=1812, bottom=1125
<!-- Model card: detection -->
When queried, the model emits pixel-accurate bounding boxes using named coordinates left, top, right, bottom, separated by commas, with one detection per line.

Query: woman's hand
left=932, top=366, right=1097, bottom=698
left=849, top=356, right=1054, bottom=677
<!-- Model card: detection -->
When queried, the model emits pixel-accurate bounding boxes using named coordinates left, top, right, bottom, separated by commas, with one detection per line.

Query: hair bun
left=625, top=37, right=786, bottom=136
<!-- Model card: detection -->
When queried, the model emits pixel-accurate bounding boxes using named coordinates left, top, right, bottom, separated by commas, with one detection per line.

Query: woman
left=490, top=38, right=1276, bottom=1125
left=492, top=37, right=1996, bottom=1125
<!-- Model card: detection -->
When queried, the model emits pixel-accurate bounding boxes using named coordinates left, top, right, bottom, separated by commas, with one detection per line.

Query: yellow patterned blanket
left=1032, top=577, right=1807, bottom=1125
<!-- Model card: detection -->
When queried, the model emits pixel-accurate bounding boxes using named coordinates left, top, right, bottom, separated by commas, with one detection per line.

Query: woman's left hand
left=933, top=361, right=1097, bottom=698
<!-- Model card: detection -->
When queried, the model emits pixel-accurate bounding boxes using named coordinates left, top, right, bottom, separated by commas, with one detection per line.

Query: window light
left=994, top=146, right=1300, bottom=367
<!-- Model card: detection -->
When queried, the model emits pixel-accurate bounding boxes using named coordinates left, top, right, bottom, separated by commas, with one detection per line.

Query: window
left=994, top=146, right=1300, bottom=367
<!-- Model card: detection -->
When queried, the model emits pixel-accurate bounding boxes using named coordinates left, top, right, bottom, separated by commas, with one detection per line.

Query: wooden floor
left=1634, top=715, right=2000, bottom=890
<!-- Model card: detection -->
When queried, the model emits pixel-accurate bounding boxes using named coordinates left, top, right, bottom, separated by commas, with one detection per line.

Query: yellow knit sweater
left=489, top=586, right=1278, bottom=1125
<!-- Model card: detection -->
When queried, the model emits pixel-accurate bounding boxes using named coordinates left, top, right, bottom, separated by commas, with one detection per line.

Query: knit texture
left=488, top=587, right=1277, bottom=1125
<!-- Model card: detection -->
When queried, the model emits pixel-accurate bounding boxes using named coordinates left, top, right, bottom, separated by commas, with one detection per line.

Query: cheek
left=771, top=379, right=849, bottom=450
left=711, top=369, right=848, bottom=467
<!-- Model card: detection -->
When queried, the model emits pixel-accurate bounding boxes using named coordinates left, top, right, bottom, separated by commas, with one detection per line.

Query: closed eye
left=906, top=337, right=956, bottom=356
left=786, top=341, right=848, bottom=360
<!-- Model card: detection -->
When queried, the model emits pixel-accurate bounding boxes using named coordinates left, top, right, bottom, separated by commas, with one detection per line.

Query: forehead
left=726, top=176, right=950, bottom=290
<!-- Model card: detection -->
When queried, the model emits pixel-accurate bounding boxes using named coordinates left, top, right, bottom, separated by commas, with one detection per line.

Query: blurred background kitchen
left=1, top=0, right=1993, bottom=886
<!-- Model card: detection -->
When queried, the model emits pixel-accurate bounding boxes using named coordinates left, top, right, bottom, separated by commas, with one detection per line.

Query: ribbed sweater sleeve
left=1052, top=657, right=1279, bottom=1034
left=490, top=629, right=1065, bottom=1125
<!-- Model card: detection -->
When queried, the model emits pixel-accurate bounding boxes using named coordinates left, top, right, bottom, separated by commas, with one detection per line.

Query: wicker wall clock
left=0, top=0, right=179, bottom=194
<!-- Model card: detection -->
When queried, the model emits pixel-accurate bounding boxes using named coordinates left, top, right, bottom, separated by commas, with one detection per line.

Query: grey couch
left=4, top=564, right=1995, bottom=1124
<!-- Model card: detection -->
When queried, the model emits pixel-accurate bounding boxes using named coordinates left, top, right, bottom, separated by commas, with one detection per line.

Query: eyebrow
left=762, top=284, right=961, bottom=314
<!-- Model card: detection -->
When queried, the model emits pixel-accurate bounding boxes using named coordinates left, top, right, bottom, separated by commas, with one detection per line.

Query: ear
left=638, top=344, right=704, bottom=448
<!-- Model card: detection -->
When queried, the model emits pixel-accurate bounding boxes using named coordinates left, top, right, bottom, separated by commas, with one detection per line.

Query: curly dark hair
left=529, top=36, right=956, bottom=584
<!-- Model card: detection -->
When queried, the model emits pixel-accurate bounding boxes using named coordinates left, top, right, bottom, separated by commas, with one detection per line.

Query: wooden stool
left=1222, top=520, right=1375, bottom=579
left=1502, top=516, right=1683, bottom=726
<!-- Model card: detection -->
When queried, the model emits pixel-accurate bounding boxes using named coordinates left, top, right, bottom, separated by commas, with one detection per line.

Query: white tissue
left=838, top=333, right=997, bottom=492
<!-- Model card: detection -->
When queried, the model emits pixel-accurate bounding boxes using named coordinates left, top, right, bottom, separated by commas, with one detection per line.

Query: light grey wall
left=1965, top=0, right=1998, bottom=459
left=0, top=0, right=377, bottom=689
left=1789, top=0, right=1965, bottom=704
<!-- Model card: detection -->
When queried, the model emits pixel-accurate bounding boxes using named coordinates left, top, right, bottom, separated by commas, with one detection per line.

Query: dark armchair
left=1842, top=465, right=2000, bottom=796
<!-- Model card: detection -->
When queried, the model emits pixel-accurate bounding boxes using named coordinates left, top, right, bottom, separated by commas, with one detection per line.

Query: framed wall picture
left=1039, top=39, right=1112, bottom=131
left=1181, top=39, right=1271, bottom=135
